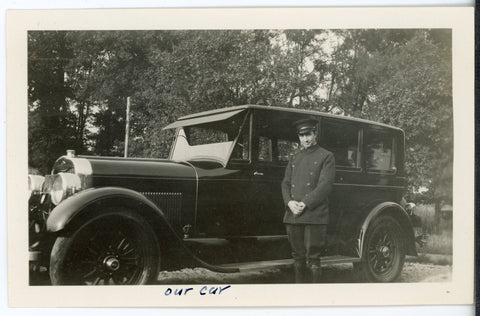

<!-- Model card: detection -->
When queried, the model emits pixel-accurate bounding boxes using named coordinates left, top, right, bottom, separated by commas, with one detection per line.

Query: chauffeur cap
left=293, top=118, right=318, bottom=134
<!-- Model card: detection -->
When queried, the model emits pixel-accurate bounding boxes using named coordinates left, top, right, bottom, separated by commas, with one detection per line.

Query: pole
left=124, top=96, right=131, bottom=158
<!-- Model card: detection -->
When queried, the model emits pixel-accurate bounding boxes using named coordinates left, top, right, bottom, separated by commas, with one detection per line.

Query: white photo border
left=5, top=5, right=475, bottom=309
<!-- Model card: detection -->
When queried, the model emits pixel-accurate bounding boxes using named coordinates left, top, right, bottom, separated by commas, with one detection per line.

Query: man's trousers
left=286, top=224, right=327, bottom=283
left=286, top=224, right=327, bottom=265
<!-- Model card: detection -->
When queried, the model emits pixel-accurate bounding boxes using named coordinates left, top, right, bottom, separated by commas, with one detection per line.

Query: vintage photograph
left=27, top=28, right=451, bottom=286
left=7, top=8, right=474, bottom=307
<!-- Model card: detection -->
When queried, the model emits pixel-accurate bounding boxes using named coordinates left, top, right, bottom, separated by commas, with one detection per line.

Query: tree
left=129, top=30, right=278, bottom=158
left=320, top=29, right=418, bottom=117
left=67, top=31, right=173, bottom=157
left=266, top=30, right=327, bottom=110
left=367, top=30, right=453, bottom=231
left=28, top=31, right=75, bottom=173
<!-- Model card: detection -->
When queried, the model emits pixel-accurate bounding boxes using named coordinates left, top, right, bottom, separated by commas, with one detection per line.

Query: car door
left=192, top=113, right=254, bottom=238
left=195, top=119, right=290, bottom=237
left=319, top=119, right=364, bottom=244
left=246, top=133, right=298, bottom=236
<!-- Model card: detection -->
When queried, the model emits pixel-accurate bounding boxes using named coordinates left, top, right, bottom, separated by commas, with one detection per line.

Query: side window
left=277, top=139, right=299, bottom=163
left=258, top=136, right=272, bottom=162
left=258, top=136, right=298, bottom=164
left=365, top=129, right=396, bottom=173
left=321, top=122, right=360, bottom=169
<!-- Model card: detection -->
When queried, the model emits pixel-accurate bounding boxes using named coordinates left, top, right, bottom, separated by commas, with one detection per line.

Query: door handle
left=253, top=171, right=264, bottom=176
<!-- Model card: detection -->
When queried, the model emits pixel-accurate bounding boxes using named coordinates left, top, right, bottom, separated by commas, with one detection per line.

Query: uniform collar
left=301, top=144, right=319, bottom=152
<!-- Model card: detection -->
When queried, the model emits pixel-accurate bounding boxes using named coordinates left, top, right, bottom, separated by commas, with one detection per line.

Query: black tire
left=356, top=215, right=406, bottom=282
left=50, top=209, right=160, bottom=285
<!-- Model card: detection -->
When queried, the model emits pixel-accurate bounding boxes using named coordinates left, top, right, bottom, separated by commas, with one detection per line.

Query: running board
left=217, top=255, right=361, bottom=272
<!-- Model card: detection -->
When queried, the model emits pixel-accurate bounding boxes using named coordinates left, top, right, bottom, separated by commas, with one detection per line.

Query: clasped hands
left=288, top=200, right=306, bottom=216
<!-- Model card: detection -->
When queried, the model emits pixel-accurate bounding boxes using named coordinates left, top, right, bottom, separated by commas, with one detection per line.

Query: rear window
left=365, top=128, right=396, bottom=173
left=321, top=121, right=360, bottom=169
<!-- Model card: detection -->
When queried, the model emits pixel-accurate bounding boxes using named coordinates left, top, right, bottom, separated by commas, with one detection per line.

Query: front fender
left=46, top=186, right=168, bottom=233
left=45, top=186, right=238, bottom=273
left=358, top=202, right=417, bottom=258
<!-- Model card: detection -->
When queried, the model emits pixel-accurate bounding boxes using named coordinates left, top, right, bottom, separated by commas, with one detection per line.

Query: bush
left=414, top=204, right=452, bottom=255
left=414, top=204, right=436, bottom=233
left=418, top=233, right=452, bottom=255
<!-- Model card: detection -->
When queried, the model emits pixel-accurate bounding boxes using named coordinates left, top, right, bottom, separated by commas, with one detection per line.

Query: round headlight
left=50, top=173, right=82, bottom=205
left=28, top=175, right=45, bottom=200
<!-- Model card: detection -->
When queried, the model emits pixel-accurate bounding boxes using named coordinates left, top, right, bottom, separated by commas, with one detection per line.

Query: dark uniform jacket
left=281, top=144, right=335, bottom=225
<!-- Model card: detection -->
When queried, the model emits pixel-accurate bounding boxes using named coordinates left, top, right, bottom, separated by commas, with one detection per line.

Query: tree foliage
left=28, top=31, right=74, bottom=172
left=28, top=29, right=453, bottom=209
left=367, top=30, right=452, bottom=230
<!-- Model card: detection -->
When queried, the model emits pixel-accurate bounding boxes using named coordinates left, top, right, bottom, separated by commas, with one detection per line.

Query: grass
left=413, top=204, right=452, bottom=255
left=418, top=233, right=452, bottom=255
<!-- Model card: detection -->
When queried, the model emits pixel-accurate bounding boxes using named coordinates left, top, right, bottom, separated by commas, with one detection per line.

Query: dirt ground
left=154, top=261, right=452, bottom=284
left=30, top=257, right=452, bottom=285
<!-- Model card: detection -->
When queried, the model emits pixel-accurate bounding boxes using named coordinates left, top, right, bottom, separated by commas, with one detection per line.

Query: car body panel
left=45, top=186, right=171, bottom=233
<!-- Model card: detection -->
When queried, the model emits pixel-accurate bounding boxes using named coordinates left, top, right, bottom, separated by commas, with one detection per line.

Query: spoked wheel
left=357, top=215, right=406, bottom=282
left=50, top=210, right=160, bottom=285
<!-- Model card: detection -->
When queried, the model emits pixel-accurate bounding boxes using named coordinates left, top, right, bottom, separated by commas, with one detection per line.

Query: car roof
left=176, top=104, right=403, bottom=132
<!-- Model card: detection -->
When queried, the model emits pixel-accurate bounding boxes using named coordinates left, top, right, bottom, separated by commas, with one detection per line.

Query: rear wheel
left=50, top=210, right=160, bottom=285
left=356, top=215, right=406, bottom=282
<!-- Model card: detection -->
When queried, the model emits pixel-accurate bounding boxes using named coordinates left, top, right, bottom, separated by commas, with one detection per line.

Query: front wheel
left=49, top=210, right=160, bottom=285
left=356, top=215, right=406, bottom=282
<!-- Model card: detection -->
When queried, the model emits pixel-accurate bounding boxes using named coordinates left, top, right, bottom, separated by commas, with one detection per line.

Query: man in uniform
left=281, top=118, right=335, bottom=283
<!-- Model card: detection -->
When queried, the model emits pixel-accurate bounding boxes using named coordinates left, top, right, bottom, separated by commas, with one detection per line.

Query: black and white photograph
left=6, top=6, right=474, bottom=308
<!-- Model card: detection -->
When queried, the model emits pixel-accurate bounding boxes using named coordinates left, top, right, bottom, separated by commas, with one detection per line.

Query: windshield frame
left=169, top=111, right=250, bottom=167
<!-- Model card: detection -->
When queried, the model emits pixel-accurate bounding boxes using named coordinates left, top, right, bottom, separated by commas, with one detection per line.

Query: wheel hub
left=379, top=245, right=390, bottom=258
left=103, top=256, right=120, bottom=272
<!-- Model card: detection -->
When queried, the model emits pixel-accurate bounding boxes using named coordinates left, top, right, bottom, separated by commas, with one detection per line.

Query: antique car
left=28, top=105, right=421, bottom=285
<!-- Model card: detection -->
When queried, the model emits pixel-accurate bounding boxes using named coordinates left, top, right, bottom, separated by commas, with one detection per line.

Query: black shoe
left=308, top=263, right=322, bottom=283
left=293, top=261, right=306, bottom=283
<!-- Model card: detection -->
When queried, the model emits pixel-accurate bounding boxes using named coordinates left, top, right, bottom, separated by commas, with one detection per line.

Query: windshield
left=170, top=112, right=247, bottom=166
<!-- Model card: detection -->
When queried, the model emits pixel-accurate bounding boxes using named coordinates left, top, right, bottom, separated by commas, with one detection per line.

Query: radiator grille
left=141, top=192, right=182, bottom=227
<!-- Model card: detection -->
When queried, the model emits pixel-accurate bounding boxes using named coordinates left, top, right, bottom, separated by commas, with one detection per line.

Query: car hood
left=52, top=155, right=242, bottom=182
left=86, top=156, right=197, bottom=179
left=51, top=155, right=197, bottom=180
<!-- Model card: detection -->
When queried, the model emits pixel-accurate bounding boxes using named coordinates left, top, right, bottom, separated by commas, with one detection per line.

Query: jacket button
left=292, top=184, right=295, bottom=188
left=307, top=183, right=310, bottom=186
left=314, top=161, right=318, bottom=164
left=292, top=164, right=295, bottom=168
